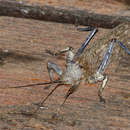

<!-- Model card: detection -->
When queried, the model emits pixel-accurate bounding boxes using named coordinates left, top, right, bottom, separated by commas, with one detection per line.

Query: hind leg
left=74, top=28, right=98, bottom=59
left=88, top=39, right=115, bottom=103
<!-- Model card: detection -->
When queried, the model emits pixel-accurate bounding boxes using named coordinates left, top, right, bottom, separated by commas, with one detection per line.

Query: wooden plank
left=0, top=0, right=130, bottom=28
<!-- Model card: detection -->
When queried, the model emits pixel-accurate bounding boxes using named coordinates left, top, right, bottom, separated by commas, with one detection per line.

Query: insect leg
left=45, top=46, right=74, bottom=56
left=45, top=61, right=63, bottom=89
left=97, top=39, right=115, bottom=74
left=34, top=83, right=64, bottom=113
left=97, top=39, right=116, bottom=102
left=98, top=75, right=108, bottom=103
left=74, top=28, right=98, bottom=59
left=61, top=82, right=80, bottom=106
left=118, top=40, right=130, bottom=55
left=88, top=72, right=107, bottom=103
left=88, top=39, right=115, bottom=103
left=77, top=26, right=95, bottom=31
left=55, top=46, right=74, bottom=56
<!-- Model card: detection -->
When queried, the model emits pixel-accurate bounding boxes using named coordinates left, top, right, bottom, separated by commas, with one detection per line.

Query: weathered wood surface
left=0, top=16, right=129, bottom=129
left=0, top=0, right=130, bottom=28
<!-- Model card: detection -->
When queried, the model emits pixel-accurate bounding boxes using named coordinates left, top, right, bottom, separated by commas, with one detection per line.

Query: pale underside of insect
left=34, top=27, right=130, bottom=113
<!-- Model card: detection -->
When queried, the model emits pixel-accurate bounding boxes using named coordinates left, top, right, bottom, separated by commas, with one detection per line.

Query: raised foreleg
left=46, top=46, right=74, bottom=56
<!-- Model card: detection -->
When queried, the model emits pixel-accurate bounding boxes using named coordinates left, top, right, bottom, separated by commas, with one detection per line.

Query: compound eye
left=69, top=46, right=74, bottom=51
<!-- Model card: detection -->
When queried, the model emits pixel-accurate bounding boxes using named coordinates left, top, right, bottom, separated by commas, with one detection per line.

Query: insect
left=31, top=26, right=130, bottom=113
left=10, top=26, right=129, bottom=114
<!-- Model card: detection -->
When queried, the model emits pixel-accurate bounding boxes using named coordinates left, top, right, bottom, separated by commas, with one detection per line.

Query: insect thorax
left=61, top=61, right=83, bottom=85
